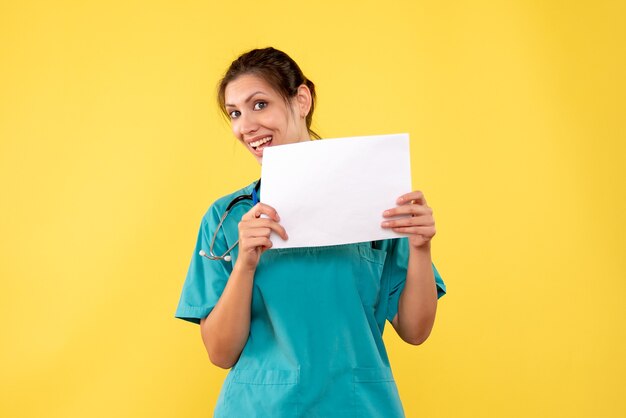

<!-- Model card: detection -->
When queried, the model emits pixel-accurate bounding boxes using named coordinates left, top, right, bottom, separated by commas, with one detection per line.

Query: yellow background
left=1, top=1, right=625, bottom=417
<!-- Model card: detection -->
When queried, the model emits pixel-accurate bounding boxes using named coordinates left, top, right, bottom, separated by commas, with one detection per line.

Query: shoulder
left=201, top=180, right=257, bottom=222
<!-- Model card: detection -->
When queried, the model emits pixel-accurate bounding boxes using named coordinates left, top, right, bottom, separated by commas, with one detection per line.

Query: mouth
left=248, top=136, right=273, bottom=154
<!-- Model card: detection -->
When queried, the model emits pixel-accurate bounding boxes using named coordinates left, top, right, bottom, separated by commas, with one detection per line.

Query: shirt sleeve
left=175, top=204, right=233, bottom=325
left=379, top=238, right=447, bottom=324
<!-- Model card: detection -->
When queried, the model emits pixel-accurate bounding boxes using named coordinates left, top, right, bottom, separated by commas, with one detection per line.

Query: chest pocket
left=354, top=243, right=387, bottom=310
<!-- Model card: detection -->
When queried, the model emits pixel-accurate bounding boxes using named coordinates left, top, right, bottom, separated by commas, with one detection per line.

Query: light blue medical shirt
left=175, top=181, right=446, bottom=417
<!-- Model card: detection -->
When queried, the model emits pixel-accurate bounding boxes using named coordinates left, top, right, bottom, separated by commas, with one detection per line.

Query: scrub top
left=175, top=181, right=446, bottom=418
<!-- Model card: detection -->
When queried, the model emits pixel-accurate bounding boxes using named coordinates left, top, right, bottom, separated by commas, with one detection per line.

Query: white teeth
left=250, top=136, right=272, bottom=148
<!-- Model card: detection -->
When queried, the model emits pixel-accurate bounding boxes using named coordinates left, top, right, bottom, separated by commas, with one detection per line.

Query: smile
left=250, top=136, right=272, bottom=150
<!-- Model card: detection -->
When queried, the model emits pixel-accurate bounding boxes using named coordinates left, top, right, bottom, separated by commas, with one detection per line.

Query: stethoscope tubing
left=200, top=179, right=261, bottom=262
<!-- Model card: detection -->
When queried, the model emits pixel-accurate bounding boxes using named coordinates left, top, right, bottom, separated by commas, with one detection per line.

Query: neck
left=300, top=130, right=312, bottom=142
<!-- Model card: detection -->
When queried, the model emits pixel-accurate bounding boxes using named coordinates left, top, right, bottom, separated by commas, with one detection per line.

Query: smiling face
left=224, top=74, right=311, bottom=163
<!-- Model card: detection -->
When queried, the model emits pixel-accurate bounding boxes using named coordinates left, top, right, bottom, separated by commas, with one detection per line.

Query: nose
left=237, top=112, right=259, bottom=137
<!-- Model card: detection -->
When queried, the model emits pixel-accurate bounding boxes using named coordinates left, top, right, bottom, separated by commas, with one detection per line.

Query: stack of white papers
left=260, top=133, right=412, bottom=249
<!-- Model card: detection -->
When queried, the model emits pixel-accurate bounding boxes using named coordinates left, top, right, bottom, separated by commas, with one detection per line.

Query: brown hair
left=217, top=47, right=320, bottom=139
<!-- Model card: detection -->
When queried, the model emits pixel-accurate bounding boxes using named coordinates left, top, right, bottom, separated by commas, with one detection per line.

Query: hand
left=237, top=203, right=288, bottom=271
left=381, top=191, right=436, bottom=249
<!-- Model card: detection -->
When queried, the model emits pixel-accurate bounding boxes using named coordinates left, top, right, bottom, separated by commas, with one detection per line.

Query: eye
left=253, top=101, right=267, bottom=111
left=228, top=110, right=241, bottom=119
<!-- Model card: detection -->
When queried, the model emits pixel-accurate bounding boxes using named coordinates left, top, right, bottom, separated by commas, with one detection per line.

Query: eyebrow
left=225, top=91, right=266, bottom=108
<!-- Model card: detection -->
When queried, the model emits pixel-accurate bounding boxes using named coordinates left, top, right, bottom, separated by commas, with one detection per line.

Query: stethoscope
left=198, top=179, right=261, bottom=262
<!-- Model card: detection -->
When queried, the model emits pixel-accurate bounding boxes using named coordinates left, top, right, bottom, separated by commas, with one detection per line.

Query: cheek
left=230, top=121, right=242, bottom=138
left=262, top=112, right=281, bottom=128
left=263, top=107, right=291, bottom=128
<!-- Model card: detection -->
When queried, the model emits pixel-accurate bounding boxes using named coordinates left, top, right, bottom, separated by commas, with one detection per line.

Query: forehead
left=224, top=74, right=279, bottom=105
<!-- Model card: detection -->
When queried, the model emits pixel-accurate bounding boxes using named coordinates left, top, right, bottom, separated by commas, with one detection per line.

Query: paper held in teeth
left=260, top=133, right=412, bottom=249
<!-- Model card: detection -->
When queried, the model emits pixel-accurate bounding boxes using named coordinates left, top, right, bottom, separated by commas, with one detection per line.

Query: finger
left=242, top=203, right=280, bottom=221
left=268, top=222, right=288, bottom=240
left=241, top=237, right=273, bottom=251
left=240, top=218, right=282, bottom=232
left=381, top=216, right=434, bottom=228
left=241, top=218, right=275, bottom=228
left=383, top=205, right=432, bottom=218
left=241, top=227, right=272, bottom=239
left=396, top=191, right=427, bottom=205
left=245, top=223, right=288, bottom=241
left=241, top=219, right=288, bottom=240
left=391, top=226, right=436, bottom=236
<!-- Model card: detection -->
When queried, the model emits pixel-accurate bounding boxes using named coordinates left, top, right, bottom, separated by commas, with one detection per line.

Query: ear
left=294, top=84, right=312, bottom=119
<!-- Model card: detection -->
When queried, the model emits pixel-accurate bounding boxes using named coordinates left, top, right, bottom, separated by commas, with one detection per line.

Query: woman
left=175, top=47, right=446, bottom=417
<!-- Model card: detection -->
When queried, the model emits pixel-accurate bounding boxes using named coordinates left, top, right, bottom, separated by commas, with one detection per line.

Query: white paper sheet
left=260, top=133, right=412, bottom=249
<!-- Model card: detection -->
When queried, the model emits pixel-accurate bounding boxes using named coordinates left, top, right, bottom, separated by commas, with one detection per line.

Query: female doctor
left=175, top=47, right=446, bottom=417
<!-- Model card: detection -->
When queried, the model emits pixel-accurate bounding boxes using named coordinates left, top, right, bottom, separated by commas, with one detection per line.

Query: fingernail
left=384, top=210, right=390, bottom=216
left=381, top=221, right=389, bottom=227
